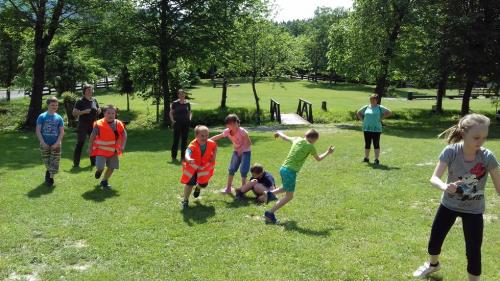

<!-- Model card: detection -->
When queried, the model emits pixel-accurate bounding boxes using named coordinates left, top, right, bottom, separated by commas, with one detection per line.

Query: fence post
left=321, top=101, right=327, bottom=111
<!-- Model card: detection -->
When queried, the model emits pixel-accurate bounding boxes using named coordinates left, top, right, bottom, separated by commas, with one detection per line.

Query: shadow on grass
left=26, top=183, right=54, bottom=198
left=428, top=275, right=443, bottom=281
left=280, top=220, right=335, bottom=237
left=224, top=197, right=252, bottom=209
left=67, top=165, right=93, bottom=174
left=81, top=186, right=120, bottom=202
left=181, top=201, right=215, bottom=226
left=366, top=163, right=401, bottom=170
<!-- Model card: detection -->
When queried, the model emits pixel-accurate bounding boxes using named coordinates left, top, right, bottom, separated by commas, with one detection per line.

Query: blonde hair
left=369, top=94, right=378, bottom=100
left=439, top=114, right=490, bottom=144
left=194, top=125, right=209, bottom=135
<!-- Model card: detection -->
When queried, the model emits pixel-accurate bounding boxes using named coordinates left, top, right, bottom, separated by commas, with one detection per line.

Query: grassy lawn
left=1, top=80, right=499, bottom=280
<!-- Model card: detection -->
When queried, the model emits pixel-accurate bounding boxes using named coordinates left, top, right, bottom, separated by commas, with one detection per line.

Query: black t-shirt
left=74, top=97, right=99, bottom=127
left=171, top=100, right=191, bottom=124
left=250, top=172, right=275, bottom=189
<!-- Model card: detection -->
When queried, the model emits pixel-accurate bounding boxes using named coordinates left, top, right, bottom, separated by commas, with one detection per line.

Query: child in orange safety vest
left=88, top=105, right=127, bottom=190
left=181, top=125, right=217, bottom=209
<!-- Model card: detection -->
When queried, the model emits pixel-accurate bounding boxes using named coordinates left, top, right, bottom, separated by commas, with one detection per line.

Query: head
left=369, top=94, right=378, bottom=106
left=177, top=89, right=186, bottom=100
left=102, top=105, right=117, bottom=122
left=305, top=129, right=319, bottom=144
left=439, top=114, right=490, bottom=150
left=194, top=125, right=209, bottom=144
left=82, top=84, right=94, bottom=100
left=250, top=163, right=264, bottom=179
left=224, top=114, right=240, bottom=130
left=46, top=96, right=59, bottom=113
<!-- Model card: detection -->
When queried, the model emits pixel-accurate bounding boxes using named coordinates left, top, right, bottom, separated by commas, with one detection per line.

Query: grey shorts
left=95, top=155, right=119, bottom=170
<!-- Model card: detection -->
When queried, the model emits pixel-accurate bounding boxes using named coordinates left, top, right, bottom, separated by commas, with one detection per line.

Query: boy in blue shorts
left=264, top=129, right=334, bottom=224
left=36, top=97, right=65, bottom=187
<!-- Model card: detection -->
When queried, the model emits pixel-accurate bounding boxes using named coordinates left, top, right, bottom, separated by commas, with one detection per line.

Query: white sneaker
left=412, top=262, right=441, bottom=278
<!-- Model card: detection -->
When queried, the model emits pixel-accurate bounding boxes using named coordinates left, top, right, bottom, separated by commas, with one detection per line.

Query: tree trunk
left=126, top=92, right=130, bottom=111
left=251, top=75, right=261, bottom=124
left=374, top=2, right=407, bottom=98
left=461, top=78, right=474, bottom=116
left=159, top=0, right=171, bottom=127
left=435, top=76, right=447, bottom=114
left=6, top=87, right=10, bottom=101
left=220, top=74, right=228, bottom=109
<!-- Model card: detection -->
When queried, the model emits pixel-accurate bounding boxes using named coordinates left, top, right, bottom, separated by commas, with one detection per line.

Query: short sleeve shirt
left=282, top=137, right=317, bottom=172
left=439, top=143, right=499, bottom=214
left=222, top=127, right=251, bottom=152
left=171, top=100, right=191, bottom=124
left=359, top=104, right=389, bottom=132
left=74, top=97, right=99, bottom=127
left=250, top=171, right=275, bottom=188
left=36, top=112, right=64, bottom=145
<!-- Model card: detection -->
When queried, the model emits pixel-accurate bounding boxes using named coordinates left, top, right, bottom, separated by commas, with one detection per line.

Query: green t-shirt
left=282, top=137, right=317, bottom=172
left=359, top=104, right=388, bottom=132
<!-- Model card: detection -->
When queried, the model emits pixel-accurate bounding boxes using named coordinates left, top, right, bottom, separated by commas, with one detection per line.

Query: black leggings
left=428, top=204, right=483, bottom=276
left=363, top=131, right=381, bottom=149
left=172, top=122, right=190, bottom=160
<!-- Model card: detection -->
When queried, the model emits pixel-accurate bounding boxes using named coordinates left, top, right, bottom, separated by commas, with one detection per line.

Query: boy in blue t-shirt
left=36, top=97, right=65, bottom=186
left=235, top=163, right=276, bottom=203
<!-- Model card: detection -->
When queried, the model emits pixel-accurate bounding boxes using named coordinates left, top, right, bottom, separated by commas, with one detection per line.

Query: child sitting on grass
left=235, top=163, right=277, bottom=203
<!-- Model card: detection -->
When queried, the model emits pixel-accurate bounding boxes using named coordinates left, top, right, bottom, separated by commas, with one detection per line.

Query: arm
left=88, top=131, right=96, bottom=155
left=274, top=131, right=292, bottom=142
left=210, top=147, right=217, bottom=163
left=169, top=104, right=175, bottom=124
left=489, top=168, right=500, bottom=195
left=35, top=124, right=48, bottom=148
left=121, top=130, right=127, bottom=151
left=52, top=127, right=65, bottom=149
left=73, top=107, right=91, bottom=117
left=185, top=148, right=194, bottom=163
left=430, top=161, right=461, bottom=193
left=382, top=108, right=392, bottom=119
left=210, top=133, right=225, bottom=141
left=356, top=110, right=364, bottom=121
left=313, top=146, right=334, bottom=161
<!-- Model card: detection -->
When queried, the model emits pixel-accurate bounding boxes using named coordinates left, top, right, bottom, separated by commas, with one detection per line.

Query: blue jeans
left=228, top=151, right=251, bottom=177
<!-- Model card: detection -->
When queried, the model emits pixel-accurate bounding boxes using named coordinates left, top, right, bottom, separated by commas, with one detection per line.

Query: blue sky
left=272, top=0, right=353, bottom=22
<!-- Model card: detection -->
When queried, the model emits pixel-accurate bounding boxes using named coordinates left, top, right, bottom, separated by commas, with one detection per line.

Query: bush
left=61, top=91, right=78, bottom=127
left=190, top=107, right=261, bottom=127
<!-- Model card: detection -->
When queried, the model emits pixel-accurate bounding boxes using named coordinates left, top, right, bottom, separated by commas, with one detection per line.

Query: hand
left=82, top=109, right=91, bottom=115
left=327, top=146, right=335, bottom=154
left=187, top=159, right=195, bottom=164
left=274, top=132, right=280, bottom=139
left=52, top=143, right=61, bottom=149
left=445, top=181, right=462, bottom=194
left=41, top=142, right=49, bottom=149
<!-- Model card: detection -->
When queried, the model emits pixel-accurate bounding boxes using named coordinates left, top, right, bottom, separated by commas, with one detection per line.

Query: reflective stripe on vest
left=91, top=119, right=124, bottom=157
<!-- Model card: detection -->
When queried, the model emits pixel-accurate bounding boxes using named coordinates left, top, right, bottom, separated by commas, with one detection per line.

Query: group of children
left=179, top=113, right=335, bottom=225
left=36, top=96, right=500, bottom=280
left=36, top=97, right=126, bottom=189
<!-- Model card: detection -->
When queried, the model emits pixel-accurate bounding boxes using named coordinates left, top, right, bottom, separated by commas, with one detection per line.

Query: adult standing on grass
left=356, top=94, right=392, bottom=165
left=412, top=114, right=500, bottom=280
left=73, top=84, right=100, bottom=167
left=169, top=89, right=192, bottom=162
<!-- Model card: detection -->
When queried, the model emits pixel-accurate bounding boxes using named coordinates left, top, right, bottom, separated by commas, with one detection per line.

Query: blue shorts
left=228, top=151, right=251, bottom=177
left=280, top=166, right=297, bottom=192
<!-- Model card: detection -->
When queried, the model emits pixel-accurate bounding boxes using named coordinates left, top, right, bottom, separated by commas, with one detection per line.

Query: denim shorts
left=280, top=166, right=297, bottom=192
left=228, top=151, right=251, bottom=177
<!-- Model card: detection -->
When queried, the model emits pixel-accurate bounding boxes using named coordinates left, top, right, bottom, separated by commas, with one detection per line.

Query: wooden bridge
left=270, top=98, right=313, bottom=125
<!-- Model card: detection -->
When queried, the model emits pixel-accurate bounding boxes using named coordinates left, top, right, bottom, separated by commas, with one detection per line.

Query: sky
left=272, top=0, right=353, bottom=22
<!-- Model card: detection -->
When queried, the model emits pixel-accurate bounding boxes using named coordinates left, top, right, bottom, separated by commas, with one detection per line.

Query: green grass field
left=1, top=80, right=499, bottom=280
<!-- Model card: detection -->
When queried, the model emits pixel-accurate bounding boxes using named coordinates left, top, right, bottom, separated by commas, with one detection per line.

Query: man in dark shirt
left=72, top=84, right=100, bottom=167
left=169, top=89, right=192, bottom=161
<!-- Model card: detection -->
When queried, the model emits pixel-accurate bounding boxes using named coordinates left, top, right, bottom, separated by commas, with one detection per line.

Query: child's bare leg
left=270, top=187, right=286, bottom=195
left=241, top=176, right=247, bottom=187
left=225, top=175, right=234, bottom=192
left=269, top=191, right=294, bottom=213
left=183, top=185, right=194, bottom=201
left=103, top=168, right=114, bottom=180
left=253, top=184, right=267, bottom=203
left=238, top=180, right=256, bottom=193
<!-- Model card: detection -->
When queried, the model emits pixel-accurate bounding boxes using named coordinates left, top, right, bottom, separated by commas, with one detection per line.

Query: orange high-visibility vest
left=180, top=139, right=217, bottom=185
left=91, top=119, right=125, bottom=158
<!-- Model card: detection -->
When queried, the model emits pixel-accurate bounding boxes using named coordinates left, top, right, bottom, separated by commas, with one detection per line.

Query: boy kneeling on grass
left=180, top=125, right=217, bottom=209
left=264, top=129, right=334, bottom=224
left=88, top=105, right=127, bottom=190
left=235, top=163, right=277, bottom=203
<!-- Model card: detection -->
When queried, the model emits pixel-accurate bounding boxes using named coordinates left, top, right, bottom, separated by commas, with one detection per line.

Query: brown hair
left=224, top=114, right=240, bottom=124
left=102, top=104, right=117, bottom=114
left=369, top=94, right=378, bottom=100
left=305, top=129, right=319, bottom=140
left=250, top=163, right=264, bottom=174
left=46, top=96, right=58, bottom=105
left=439, top=114, right=490, bottom=144
left=82, top=84, right=93, bottom=96
left=194, top=125, right=209, bottom=135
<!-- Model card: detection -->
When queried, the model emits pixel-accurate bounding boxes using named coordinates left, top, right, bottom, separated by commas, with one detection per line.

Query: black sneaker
left=45, top=171, right=50, bottom=182
left=182, top=200, right=189, bottom=209
left=374, top=159, right=380, bottom=165
left=100, top=180, right=112, bottom=190
left=95, top=170, right=102, bottom=179
left=235, top=190, right=245, bottom=200
left=266, top=191, right=277, bottom=203
left=363, top=157, right=369, bottom=163
left=264, top=211, right=278, bottom=224
left=47, top=177, right=54, bottom=187
left=193, top=186, right=201, bottom=198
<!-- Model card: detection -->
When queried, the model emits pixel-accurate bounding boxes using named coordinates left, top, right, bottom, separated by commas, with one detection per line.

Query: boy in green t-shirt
left=264, top=129, right=334, bottom=224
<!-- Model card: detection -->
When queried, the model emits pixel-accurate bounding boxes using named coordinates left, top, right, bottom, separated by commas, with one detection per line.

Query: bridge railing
left=297, top=98, right=313, bottom=123
left=270, top=99, right=281, bottom=123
